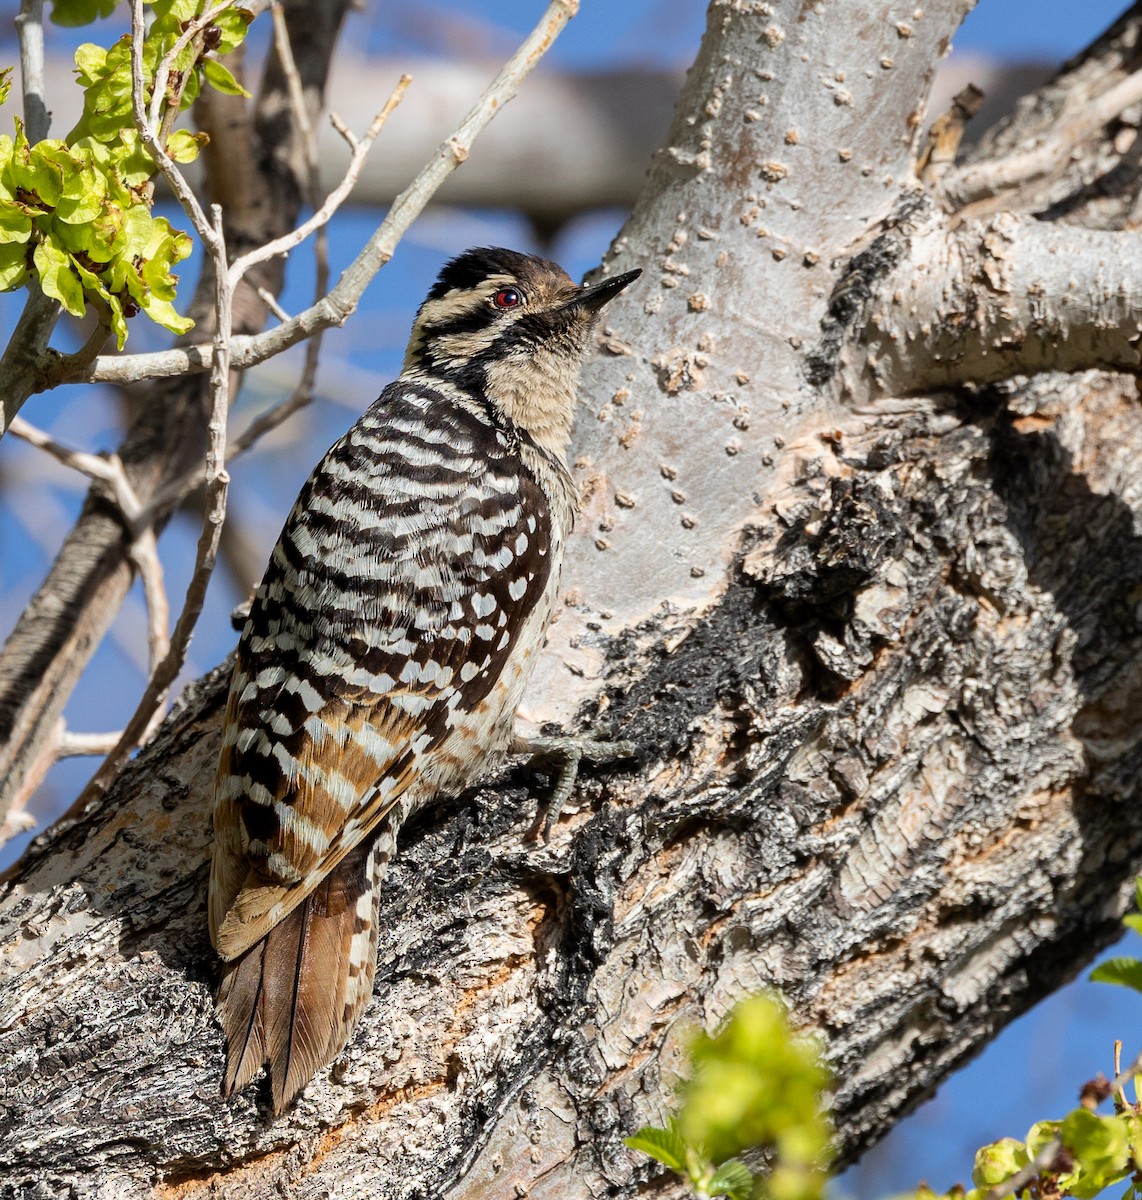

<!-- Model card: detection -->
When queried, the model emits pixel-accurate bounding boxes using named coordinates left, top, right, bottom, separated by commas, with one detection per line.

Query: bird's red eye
left=492, top=288, right=522, bottom=309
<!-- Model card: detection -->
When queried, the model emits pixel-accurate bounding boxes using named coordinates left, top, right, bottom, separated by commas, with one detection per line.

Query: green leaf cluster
left=0, top=1, right=255, bottom=347
left=626, top=993, right=832, bottom=1200
left=954, top=1109, right=1142, bottom=1200
left=69, top=1, right=251, bottom=146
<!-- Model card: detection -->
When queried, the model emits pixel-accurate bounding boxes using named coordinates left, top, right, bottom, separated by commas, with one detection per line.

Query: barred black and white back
left=209, top=248, right=640, bottom=1111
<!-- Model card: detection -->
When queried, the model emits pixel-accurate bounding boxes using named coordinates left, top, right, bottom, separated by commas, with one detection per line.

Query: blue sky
left=1, top=1, right=1140, bottom=1194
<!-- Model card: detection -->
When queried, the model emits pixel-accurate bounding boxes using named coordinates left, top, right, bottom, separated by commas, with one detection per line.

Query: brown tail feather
left=214, top=817, right=403, bottom=1112
left=218, top=940, right=268, bottom=1096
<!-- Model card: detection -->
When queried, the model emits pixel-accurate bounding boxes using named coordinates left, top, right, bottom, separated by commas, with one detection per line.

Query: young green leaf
left=1058, top=1109, right=1131, bottom=1199
left=681, top=993, right=831, bottom=1183
left=50, top=0, right=117, bottom=27
left=166, top=129, right=208, bottom=164
left=0, top=241, right=29, bottom=289
left=1090, top=957, right=1142, bottom=993
left=33, top=241, right=85, bottom=315
left=202, top=57, right=250, bottom=97
left=624, top=1124, right=688, bottom=1174
left=212, top=6, right=256, bottom=54
left=970, top=1138, right=1029, bottom=1187
left=707, top=1158, right=756, bottom=1200
left=1121, top=913, right=1142, bottom=938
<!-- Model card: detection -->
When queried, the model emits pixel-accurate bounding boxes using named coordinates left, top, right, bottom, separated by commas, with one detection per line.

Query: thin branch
left=842, top=209, right=1142, bottom=403
left=56, top=730, right=126, bottom=758
left=943, top=69, right=1142, bottom=210
left=74, top=0, right=580, bottom=389
left=269, top=0, right=318, bottom=185
left=1114, top=1040, right=1129, bottom=1111
left=0, top=289, right=60, bottom=437
left=0, top=719, right=129, bottom=848
left=8, top=416, right=170, bottom=675
left=255, top=285, right=291, bottom=323
left=15, top=0, right=49, bottom=142
left=7, top=417, right=144, bottom=524
left=226, top=75, right=410, bottom=287
left=0, top=712, right=58, bottom=848
left=126, top=527, right=171, bottom=675
left=129, top=0, right=222, bottom=253
left=48, top=318, right=111, bottom=379
left=78, top=200, right=233, bottom=808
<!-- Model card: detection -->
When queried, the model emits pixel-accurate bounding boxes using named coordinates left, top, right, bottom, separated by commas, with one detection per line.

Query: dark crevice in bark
left=803, top=191, right=932, bottom=390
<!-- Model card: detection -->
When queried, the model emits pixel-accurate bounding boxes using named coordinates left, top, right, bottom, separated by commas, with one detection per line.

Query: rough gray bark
left=5, top=1, right=1142, bottom=1197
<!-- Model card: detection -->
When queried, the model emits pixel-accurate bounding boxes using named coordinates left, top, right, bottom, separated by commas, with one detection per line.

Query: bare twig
left=1114, top=1040, right=1128, bottom=1111
left=227, top=75, right=410, bottom=286
left=0, top=720, right=128, bottom=848
left=8, top=416, right=171, bottom=676
left=8, top=417, right=144, bottom=524
left=57, top=730, right=125, bottom=758
left=15, top=0, right=49, bottom=142
left=77, top=202, right=233, bottom=808
left=0, top=714, right=61, bottom=849
left=74, top=0, right=580, bottom=389
left=270, top=0, right=318, bottom=185
left=127, top=528, right=171, bottom=675
left=944, top=69, right=1142, bottom=210
left=255, top=285, right=291, bottom=323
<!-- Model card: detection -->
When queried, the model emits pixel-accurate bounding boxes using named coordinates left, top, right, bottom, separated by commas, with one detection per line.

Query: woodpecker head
left=402, top=247, right=641, bottom=454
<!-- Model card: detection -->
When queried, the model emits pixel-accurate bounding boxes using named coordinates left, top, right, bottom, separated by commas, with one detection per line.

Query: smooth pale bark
left=5, top=2, right=1142, bottom=1197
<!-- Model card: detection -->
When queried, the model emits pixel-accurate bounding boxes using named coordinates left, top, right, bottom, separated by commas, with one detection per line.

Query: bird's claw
left=511, top=733, right=637, bottom=842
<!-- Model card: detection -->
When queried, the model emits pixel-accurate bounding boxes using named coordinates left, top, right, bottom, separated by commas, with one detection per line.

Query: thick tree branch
left=839, top=206, right=1142, bottom=400
left=945, top=65, right=1142, bottom=214
left=8, top=2, right=1142, bottom=1197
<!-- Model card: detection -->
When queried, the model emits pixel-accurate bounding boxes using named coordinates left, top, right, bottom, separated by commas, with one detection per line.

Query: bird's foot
left=511, top=732, right=637, bottom=842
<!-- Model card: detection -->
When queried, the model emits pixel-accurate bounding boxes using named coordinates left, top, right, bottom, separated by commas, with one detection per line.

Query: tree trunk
left=5, top=2, right=1142, bottom=1197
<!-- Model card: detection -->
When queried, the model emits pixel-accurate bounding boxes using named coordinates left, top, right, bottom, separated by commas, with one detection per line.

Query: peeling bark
left=5, top=2, right=1142, bottom=1198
